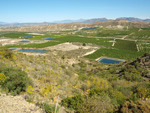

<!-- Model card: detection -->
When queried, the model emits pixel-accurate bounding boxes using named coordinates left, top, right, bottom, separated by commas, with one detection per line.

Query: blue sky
left=0, top=0, right=150, bottom=23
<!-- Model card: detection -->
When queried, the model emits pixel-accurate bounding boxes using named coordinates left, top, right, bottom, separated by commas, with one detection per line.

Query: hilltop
left=0, top=20, right=150, bottom=32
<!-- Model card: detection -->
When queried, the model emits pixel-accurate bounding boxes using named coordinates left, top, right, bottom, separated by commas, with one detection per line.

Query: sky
left=0, top=0, right=150, bottom=23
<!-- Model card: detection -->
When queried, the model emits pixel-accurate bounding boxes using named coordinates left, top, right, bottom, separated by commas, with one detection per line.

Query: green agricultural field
left=0, top=32, right=33, bottom=38
left=75, top=27, right=150, bottom=41
left=5, top=41, right=62, bottom=48
left=53, top=35, right=113, bottom=47
left=130, top=28, right=150, bottom=39
left=96, top=29, right=130, bottom=37
left=30, top=35, right=58, bottom=40
left=85, top=48, right=144, bottom=60
left=75, top=27, right=139, bottom=38
left=114, top=39, right=137, bottom=51
left=138, top=43, right=150, bottom=53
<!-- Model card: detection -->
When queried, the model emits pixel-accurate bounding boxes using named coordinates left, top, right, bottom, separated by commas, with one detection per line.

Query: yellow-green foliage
left=136, top=85, right=150, bottom=100
left=26, top=85, right=34, bottom=95
left=0, top=73, right=6, bottom=84
left=41, top=85, right=52, bottom=97
left=0, top=47, right=15, bottom=60
left=89, top=77, right=109, bottom=90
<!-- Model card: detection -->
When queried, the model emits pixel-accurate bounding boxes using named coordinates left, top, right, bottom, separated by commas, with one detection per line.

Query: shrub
left=78, top=74, right=89, bottom=81
left=89, top=88, right=105, bottom=97
left=37, top=102, right=59, bottom=113
left=132, top=83, right=150, bottom=100
left=0, top=67, right=32, bottom=95
left=82, top=43, right=86, bottom=46
left=0, top=47, right=15, bottom=60
left=26, top=85, right=34, bottom=95
left=108, top=89, right=126, bottom=106
left=0, top=73, right=7, bottom=84
left=90, top=78, right=109, bottom=90
left=41, top=85, right=52, bottom=97
left=119, top=101, right=150, bottom=113
left=61, top=95, right=85, bottom=112
left=79, top=95, right=113, bottom=113
left=43, top=103, right=58, bottom=113
left=124, top=70, right=143, bottom=81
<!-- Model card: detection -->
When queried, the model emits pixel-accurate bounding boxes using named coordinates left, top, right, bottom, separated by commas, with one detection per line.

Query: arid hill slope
left=0, top=20, right=150, bottom=32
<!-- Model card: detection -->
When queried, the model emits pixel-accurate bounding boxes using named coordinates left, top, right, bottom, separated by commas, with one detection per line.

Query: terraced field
left=53, top=35, right=113, bottom=47
left=5, top=41, right=62, bottom=48
left=0, top=32, right=33, bottom=38
left=85, top=48, right=144, bottom=60
left=114, top=39, right=137, bottom=51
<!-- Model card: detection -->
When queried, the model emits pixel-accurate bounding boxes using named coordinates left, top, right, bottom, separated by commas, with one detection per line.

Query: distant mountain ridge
left=0, top=17, right=150, bottom=28
left=52, top=19, right=86, bottom=24
left=116, top=17, right=150, bottom=22
left=0, top=22, right=7, bottom=25
left=1, top=20, right=150, bottom=32
left=83, top=18, right=109, bottom=23
left=50, top=17, right=150, bottom=23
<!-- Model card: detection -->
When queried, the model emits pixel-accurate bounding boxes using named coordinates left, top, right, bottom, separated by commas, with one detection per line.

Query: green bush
left=108, top=89, right=126, bottom=106
left=61, top=95, right=85, bottom=112
left=0, top=47, right=15, bottom=60
left=132, top=83, right=150, bottom=100
left=119, top=101, right=150, bottom=113
left=79, top=95, right=113, bottom=113
left=43, top=103, right=59, bottom=113
left=124, top=70, right=143, bottom=81
left=0, top=67, right=32, bottom=95
left=89, top=88, right=105, bottom=97
left=78, top=74, right=89, bottom=81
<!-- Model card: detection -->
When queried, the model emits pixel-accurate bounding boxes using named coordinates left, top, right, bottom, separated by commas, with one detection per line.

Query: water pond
left=23, top=36, right=33, bottom=38
left=45, top=38, right=54, bottom=40
left=18, top=49, right=48, bottom=53
left=81, top=27, right=99, bottom=30
left=9, top=48, right=17, bottom=51
left=98, top=57, right=125, bottom=64
left=18, top=40, right=31, bottom=43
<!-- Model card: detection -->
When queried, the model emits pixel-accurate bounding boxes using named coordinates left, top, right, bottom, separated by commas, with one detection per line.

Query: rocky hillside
left=114, top=53, right=150, bottom=82
left=0, top=94, right=43, bottom=113
left=130, top=53, right=150, bottom=78
left=0, top=20, right=150, bottom=32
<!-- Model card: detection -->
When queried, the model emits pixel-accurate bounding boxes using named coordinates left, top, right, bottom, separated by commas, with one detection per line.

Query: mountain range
left=0, top=17, right=150, bottom=28
left=1, top=20, right=150, bottom=32
left=82, top=17, right=150, bottom=23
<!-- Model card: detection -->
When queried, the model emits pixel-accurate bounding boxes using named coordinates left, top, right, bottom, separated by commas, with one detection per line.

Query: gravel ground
left=0, top=94, right=43, bottom=113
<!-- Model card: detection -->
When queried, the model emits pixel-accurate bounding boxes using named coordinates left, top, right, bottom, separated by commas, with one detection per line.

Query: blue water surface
left=9, top=48, right=17, bottom=51
left=19, top=40, right=31, bottom=43
left=98, top=58, right=122, bottom=64
left=45, top=38, right=54, bottom=40
left=18, top=49, right=48, bottom=53
left=23, top=36, right=33, bottom=38
left=81, top=27, right=99, bottom=30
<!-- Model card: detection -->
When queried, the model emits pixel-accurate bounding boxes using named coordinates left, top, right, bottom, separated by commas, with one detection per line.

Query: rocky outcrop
left=130, top=53, right=150, bottom=69
left=128, top=53, right=150, bottom=78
